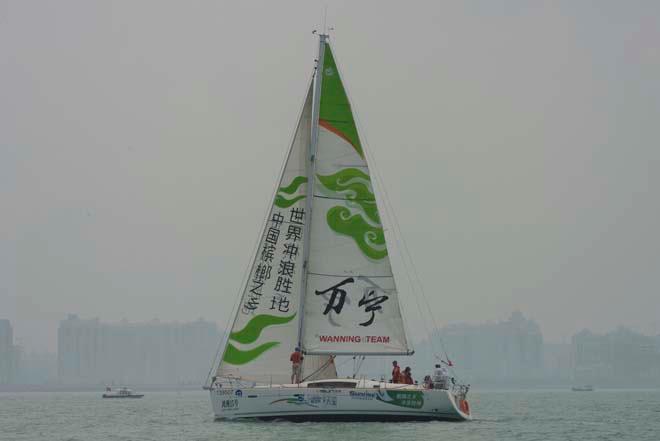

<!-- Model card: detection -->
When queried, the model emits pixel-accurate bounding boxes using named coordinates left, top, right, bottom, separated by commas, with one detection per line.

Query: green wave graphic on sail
left=223, top=342, right=280, bottom=365
left=317, top=168, right=380, bottom=224
left=317, top=168, right=387, bottom=260
left=279, top=176, right=307, bottom=194
left=326, top=206, right=387, bottom=260
left=274, top=176, right=307, bottom=208
left=274, top=194, right=305, bottom=208
left=222, top=313, right=296, bottom=365
left=229, top=313, right=296, bottom=344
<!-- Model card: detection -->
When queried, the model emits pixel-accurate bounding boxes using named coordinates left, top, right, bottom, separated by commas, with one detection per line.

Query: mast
left=297, top=33, right=327, bottom=350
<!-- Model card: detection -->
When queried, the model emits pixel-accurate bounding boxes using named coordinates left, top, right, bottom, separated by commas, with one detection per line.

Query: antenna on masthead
left=323, top=5, right=328, bottom=34
left=314, top=5, right=333, bottom=38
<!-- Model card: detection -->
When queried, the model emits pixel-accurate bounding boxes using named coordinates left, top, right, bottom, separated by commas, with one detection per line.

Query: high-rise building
left=0, top=319, right=20, bottom=384
left=57, top=315, right=220, bottom=386
left=404, top=312, right=544, bottom=384
left=572, top=327, right=660, bottom=385
left=543, top=342, right=572, bottom=382
left=441, top=311, right=544, bottom=382
left=354, top=312, right=545, bottom=385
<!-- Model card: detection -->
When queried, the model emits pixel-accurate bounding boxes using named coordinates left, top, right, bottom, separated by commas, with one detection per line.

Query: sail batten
left=308, top=272, right=393, bottom=278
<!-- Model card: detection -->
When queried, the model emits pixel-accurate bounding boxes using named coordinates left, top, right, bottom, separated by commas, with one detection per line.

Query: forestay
left=302, top=42, right=412, bottom=355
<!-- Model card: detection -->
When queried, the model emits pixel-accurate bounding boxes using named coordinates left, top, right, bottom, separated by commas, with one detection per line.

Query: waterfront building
left=0, top=319, right=20, bottom=384
left=355, top=312, right=544, bottom=385
left=572, top=327, right=660, bottom=386
left=57, top=315, right=220, bottom=386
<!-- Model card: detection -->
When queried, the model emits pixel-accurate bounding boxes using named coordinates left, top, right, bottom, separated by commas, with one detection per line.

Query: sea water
left=1, top=389, right=659, bottom=441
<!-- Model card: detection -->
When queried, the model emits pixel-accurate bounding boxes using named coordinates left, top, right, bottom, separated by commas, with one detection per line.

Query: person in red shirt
left=402, top=366, right=414, bottom=385
left=391, top=360, right=402, bottom=383
left=290, top=347, right=304, bottom=383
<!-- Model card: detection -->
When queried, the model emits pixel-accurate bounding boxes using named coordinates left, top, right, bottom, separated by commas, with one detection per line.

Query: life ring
left=460, top=399, right=470, bottom=415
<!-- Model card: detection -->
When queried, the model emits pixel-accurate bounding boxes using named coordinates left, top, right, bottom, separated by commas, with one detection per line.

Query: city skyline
left=3, top=311, right=659, bottom=388
left=3, top=306, right=660, bottom=354
left=4, top=309, right=660, bottom=354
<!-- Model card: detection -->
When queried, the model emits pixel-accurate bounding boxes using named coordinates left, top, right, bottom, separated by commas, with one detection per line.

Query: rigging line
left=344, top=94, right=461, bottom=380
left=329, top=39, right=445, bottom=360
left=370, top=138, right=456, bottom=374
left=347, top=104, right=431, bottom=347
left=366, top=150, right=442, bottom=357
left=208, top=74, right=316, bottom=385
left=326, top=38, right=426, bottom=347
left=330, top=40, right=463, bottom=383
left=334, top=355, right=356, bottom=371
left=365, top=182, right=427, bottom=349
left=327, top=38, right=432, bottom=355
left=302, top=355, right=336, bottom=382
left=354, top=355, right=366, bottom=378
left=204, top=327, right=227, bottom=386
left=307, top=271, right=393, bottom=278
left=387, top=204, right=457, bottom=372
left=313, top=195, right=375, bottom=202
left=367, top=149, right=437, bottom=355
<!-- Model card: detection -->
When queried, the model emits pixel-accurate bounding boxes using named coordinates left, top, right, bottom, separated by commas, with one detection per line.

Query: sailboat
left=208, top=33, right=471, bottom=422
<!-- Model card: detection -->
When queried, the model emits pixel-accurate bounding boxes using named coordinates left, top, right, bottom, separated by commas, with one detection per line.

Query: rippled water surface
left=1, top=389, right=659, bottom=441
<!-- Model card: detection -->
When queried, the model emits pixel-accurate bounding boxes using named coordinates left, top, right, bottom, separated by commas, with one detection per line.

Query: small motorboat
left=102, top=387, right=144, bottom=399
left=571, top=385, right=594, bottom=392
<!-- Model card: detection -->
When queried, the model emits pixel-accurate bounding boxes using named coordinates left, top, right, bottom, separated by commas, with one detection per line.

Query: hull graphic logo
left=376, top=390, right=424, bottom=409
left=270, top=394, right=315, bottom=407
left=270, top=394, right=337, bottom=408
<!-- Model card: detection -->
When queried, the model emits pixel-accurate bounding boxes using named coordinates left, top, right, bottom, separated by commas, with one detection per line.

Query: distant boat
left=571, top=385, right=594, bottom=392
left=102, top=386, right=144, bottom=399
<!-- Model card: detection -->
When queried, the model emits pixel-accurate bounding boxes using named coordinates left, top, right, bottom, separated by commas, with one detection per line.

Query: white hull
left=210, top=380, right=471, bottom=422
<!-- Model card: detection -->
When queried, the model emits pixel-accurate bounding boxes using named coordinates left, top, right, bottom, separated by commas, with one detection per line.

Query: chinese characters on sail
left=242, top=207, right=305, bottom=315
left=315, top=276, right=390, bottom=327
left=270, top=207, right=304, bottom=313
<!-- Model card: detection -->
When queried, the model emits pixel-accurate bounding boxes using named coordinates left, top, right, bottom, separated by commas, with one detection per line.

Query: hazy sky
left=2, top=1, right=659, bottom=353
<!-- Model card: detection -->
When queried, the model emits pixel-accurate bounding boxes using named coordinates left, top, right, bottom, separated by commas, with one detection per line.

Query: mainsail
left=216, top=83, right=335, bottom=383
left=301, top=41, right=412, bottom=355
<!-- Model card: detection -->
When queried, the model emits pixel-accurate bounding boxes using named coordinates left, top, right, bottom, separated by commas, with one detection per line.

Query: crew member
left=433, top=363, right=450, bottom=390
left=391, top=360, right=402, bottom=383
left=290, top=347, right=304, bottom=383
left=423, top=375, right=433, bottom=389
left=403, top=366, right=414, bottom=385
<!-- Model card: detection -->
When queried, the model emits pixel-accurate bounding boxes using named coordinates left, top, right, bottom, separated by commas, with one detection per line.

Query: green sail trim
left=279, top=176, right=307, bottom=194
left=229, top=313, right=296, bottom=345
left=274, top=194, right=305, bottom=208
left=317, top=168, right=380, bottom=224
left=319, top=43, right=364, bottom=158
left=326, top=206, right=388, bottom=260
left=222, top=341, right=280, bottom=365
left=275, top=176, right=307, bottom=208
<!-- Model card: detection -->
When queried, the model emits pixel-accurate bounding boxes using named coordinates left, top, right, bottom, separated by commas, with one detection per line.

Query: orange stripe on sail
left=319, top=119, right=359, bottom=152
